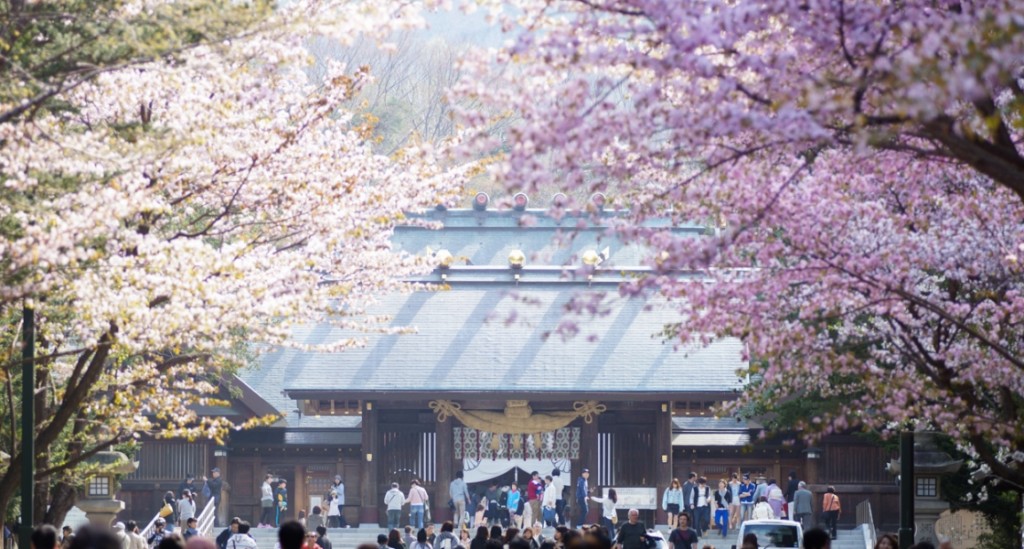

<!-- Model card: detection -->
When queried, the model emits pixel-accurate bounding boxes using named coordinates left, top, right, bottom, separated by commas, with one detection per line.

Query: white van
left=731, top=519, right=803, bottom=548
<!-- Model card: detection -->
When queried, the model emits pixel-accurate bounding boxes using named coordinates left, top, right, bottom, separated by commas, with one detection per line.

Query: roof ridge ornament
left=428, top=399, right=607, bottom=432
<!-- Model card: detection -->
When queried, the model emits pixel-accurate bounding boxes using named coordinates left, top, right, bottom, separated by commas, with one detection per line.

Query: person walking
left=737, top=474, right=755, bottom=523
left=406, top=479, right=430, bottom=529
left=589, top=488, right=618, bottom=538
left=575, top=469, right=590, bottom=527
left=662, top=479, right=683, bottom=529
left=712, top=480, right=732, bottom=538
left=541, top=476, right=557, bottom=527
left=667, top=514, right=699, bottom=549
left=688, top=477, right=711, bottom=537
left=159, top=491, right=178, bottom=531
left=551, top=469, right=566, bottom=526
left=526, top=472, right=543, bottom=528
left=385, top=483, right=406, bottom=530
left=450, top=472, right=472, bottom=529
left=330, top=475, right=347, bottom=528
left=727, top=473, right=742, bottom=531
left=765, top=479, right=785, bottom=519
left=793, top=482, right=813, bottom=529
left=821, top=486, right=841, bottom=541
left=178, top=490, right=197, bottom=530
left=613, top=509, right=648, bottom=549
left=681, top=474, right=697, bottom=518
left=507, top=482, right=523, bottom=529
left=751, top=477, right=768, bottom=508
left=784, top=472, right=799, bottom=519
left=259, top=475, right=275, bottom=528
left=275, top=480, right=289, bottom=527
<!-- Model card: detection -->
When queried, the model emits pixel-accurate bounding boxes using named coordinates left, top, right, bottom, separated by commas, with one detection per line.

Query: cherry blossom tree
left=0, top=0, right=466, bottom=526
left=452, top=0, right=1024, bottom=488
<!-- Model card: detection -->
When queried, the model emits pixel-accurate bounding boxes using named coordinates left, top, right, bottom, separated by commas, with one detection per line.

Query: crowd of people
left=27, top=512, right=959, bottom=549
left=32, top=466, right=960, bottom=549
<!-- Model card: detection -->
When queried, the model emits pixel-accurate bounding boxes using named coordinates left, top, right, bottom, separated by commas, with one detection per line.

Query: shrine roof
left=391, top=209, right=708, bottom=270
left=239, top=287, right=746, bottom=413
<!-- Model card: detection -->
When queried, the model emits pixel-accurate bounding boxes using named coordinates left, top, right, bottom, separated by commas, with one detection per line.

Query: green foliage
left=934, top=434, right=1023, bottom=549
left=0, top=0, right=272, bottom=120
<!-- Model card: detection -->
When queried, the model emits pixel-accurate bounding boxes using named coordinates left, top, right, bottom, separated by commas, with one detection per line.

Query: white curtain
left=463, top=458, right=571, bottom=486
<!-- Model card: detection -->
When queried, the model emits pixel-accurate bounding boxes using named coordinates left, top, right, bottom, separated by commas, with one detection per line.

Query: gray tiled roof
left=238, top=287, right=746, bottom=399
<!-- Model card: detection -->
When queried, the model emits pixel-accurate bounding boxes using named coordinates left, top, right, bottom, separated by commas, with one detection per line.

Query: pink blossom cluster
left=451, top=0, right=1024, bottom=484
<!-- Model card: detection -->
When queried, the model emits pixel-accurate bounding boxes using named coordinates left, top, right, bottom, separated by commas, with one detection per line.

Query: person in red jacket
left=526, top=472, right=543, bottom=526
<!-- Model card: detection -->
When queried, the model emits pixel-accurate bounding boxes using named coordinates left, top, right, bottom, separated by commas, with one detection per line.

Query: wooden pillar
left=295, top=464, right=305, bottom=521
left=435, top=415, right=454, bottom=523
left=360, top=401, right=380, bottom=526
left=215, top=452, right=229, bottom=525
left=581, top=418, right=599, bottom=524
left=654, top=403, right=673, bottom=526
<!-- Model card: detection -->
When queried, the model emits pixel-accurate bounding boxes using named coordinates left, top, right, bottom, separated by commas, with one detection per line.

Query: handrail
left=140, top=511, right=162, bottom=541
left=855, top=499, right=877, bottom=548
left=197, top=498, right=218, bottom=537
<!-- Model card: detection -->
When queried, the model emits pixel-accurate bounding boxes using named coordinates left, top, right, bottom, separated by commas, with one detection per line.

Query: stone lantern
left=887, top=431, right=963, bottom=545
left=77, top=451, right=138, bottom=526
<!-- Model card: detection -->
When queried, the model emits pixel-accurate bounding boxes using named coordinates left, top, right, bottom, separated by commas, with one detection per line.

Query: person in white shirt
left=384, top=482, right=406, bottom=530
left=590, top=488, right=618, bottom=538
left=113, top=522, right=130, bottom=549
left=326, top=491, right=341, bottom=528
left=541, top=476, right=557, bottom=527
left=551, top=469, right=565, bottom=526
left=751, top=496, right=775, bottom=520
left=178, top=490, right=197, bottom=530
left=689, top=477, right=712, bottom=537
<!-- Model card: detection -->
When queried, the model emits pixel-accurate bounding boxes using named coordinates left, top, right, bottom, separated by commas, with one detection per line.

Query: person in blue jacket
left=575, top=468, right=590, bottom=526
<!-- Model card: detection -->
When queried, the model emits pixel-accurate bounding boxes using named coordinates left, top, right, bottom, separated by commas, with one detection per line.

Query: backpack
left=768, top=486, right=784, bottom=501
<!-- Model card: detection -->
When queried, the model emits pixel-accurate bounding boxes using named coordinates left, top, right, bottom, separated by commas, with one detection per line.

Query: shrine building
left=117, top=196, right=900, bottom=530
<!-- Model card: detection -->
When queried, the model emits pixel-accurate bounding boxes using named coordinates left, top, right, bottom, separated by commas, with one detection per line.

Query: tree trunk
left=43, top=482, right=78, bottom=527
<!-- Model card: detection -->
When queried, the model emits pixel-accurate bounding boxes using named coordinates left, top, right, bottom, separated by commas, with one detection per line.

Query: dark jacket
left=615, top=521, right=648, bottom=549
left=785, top=478, right=800, bottom=502
left=575, top=477, right=588, bottom=502
left=215, top=528, right=233, bottom=549
left=682, top=482, right=695, bottom=509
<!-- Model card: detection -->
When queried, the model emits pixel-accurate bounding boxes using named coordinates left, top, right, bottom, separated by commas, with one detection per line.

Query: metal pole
left=18, top=306, right=34, bottom=549
left=899, top=431, right=915, bottom=549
